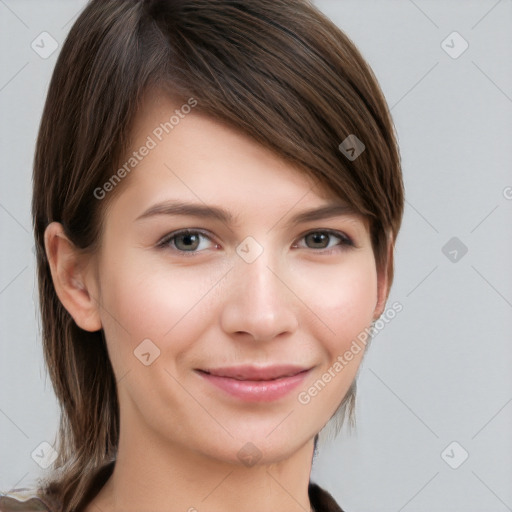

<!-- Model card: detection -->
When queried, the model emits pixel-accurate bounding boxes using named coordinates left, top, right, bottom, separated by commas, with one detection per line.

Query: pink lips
left=196, top=365, right=311, bottom=402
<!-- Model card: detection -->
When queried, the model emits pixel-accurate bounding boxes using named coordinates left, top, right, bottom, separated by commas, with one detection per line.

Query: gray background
left=1, top=1, right=511, bottom=511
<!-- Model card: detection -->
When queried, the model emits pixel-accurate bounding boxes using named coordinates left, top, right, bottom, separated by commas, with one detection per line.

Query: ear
left=373, top=233, right=394, bottom=321
left=44, top=222, right=102, bottom=332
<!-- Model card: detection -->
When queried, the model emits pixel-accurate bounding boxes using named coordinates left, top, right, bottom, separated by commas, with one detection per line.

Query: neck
left=86, top=411, right=315, bottom=512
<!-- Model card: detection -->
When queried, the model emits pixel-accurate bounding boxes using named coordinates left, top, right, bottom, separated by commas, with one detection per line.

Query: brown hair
left=32, top=0, right=404, bottom=509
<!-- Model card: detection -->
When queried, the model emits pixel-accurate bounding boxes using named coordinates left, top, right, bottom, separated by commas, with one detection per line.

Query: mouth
left=195, top=365, right=312, bottom=402
left=197, top=364, right=310, bottom=380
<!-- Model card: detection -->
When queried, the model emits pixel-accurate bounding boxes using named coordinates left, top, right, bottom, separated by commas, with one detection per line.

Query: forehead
left=120, top=93, right=326, bottom=200
left=109, top=90, right=367, bottom=230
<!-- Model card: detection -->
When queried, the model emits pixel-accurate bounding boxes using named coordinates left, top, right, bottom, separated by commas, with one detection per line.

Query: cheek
left=290, top=255, right=378, bottom=423
left=96, top=251, right=226, bottom=370
left=97, top=243, right=377, bottom=374
left=292, top=253, right=378, bottom=350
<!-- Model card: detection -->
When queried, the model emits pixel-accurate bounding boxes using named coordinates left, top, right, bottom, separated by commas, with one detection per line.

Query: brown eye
left=174, top=232, right=200, bottom=251
left=158, top=230, right=216, bottom=253
left=297, top=230, right=354, bottom=251
left=304, top=232, right=330, bottom=249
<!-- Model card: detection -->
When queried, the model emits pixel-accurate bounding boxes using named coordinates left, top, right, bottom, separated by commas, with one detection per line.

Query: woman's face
left=83, top=92, right=388, bottom=465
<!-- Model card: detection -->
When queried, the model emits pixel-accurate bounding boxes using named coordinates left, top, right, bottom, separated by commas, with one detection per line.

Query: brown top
left=0, top=461, right=344, bottom=512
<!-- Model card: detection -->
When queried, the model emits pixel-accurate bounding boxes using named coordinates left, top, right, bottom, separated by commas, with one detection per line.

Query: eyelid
left=293, top=228, right=355, bottom=249
left=156, top=228, right=218, bottom=252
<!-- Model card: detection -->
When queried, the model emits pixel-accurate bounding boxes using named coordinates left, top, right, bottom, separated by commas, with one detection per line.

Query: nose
left=219, top=250, right=299, bottom=342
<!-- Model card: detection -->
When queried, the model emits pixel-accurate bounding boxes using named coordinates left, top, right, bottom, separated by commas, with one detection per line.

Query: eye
left=156, top=229, right=353, bottom=254
left=157, top=229, right=217, bottom=253
left=294, top=230, right=354, bottom=251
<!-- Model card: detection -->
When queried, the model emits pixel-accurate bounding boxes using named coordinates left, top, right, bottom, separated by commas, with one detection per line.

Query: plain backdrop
left=1, top=1, right=511, bottom=511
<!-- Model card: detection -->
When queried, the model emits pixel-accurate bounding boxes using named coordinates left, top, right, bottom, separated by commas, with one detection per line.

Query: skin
left=44, top=91, right=392, bottom=512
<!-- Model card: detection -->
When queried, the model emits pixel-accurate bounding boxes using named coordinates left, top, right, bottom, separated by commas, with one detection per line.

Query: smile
left=195, top=365, right=312, bottom=402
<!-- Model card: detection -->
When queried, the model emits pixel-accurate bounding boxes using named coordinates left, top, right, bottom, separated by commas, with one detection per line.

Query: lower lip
left=196, top=370, right=310, bottom=402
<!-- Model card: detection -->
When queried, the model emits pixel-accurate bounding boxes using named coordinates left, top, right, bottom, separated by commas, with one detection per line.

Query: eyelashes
left=292, top=230, right=355, bottom=251
left=156, top=228, right=355, bottom=255
left=157, top=229, right=217, bottom=252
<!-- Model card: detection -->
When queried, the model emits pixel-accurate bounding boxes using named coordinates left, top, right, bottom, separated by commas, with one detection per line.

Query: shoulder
left=0, top=489, right=56, bottom=512
left=309, top=481, right=346, bottom=512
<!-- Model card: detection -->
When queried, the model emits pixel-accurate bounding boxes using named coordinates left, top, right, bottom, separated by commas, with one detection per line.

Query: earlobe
left=44, top=222, right=102, bottom=332
left=373, top=234, right=394, bottom=321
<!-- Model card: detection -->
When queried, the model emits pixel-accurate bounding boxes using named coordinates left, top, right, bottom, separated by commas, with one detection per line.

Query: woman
left=0, top=0, right=404, bottom=510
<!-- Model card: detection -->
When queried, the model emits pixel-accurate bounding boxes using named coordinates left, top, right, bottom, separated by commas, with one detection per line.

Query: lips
left=197, top=364, right=309, bottom=381
left=195, top=364, right=312, bottom=402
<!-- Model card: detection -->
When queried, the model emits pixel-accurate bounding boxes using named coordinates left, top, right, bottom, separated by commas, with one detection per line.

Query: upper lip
left=197, top=365, right=311, bottom=381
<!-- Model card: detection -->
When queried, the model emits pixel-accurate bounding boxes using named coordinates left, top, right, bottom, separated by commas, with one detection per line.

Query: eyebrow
left=135, top=200, right=360, bottom=227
